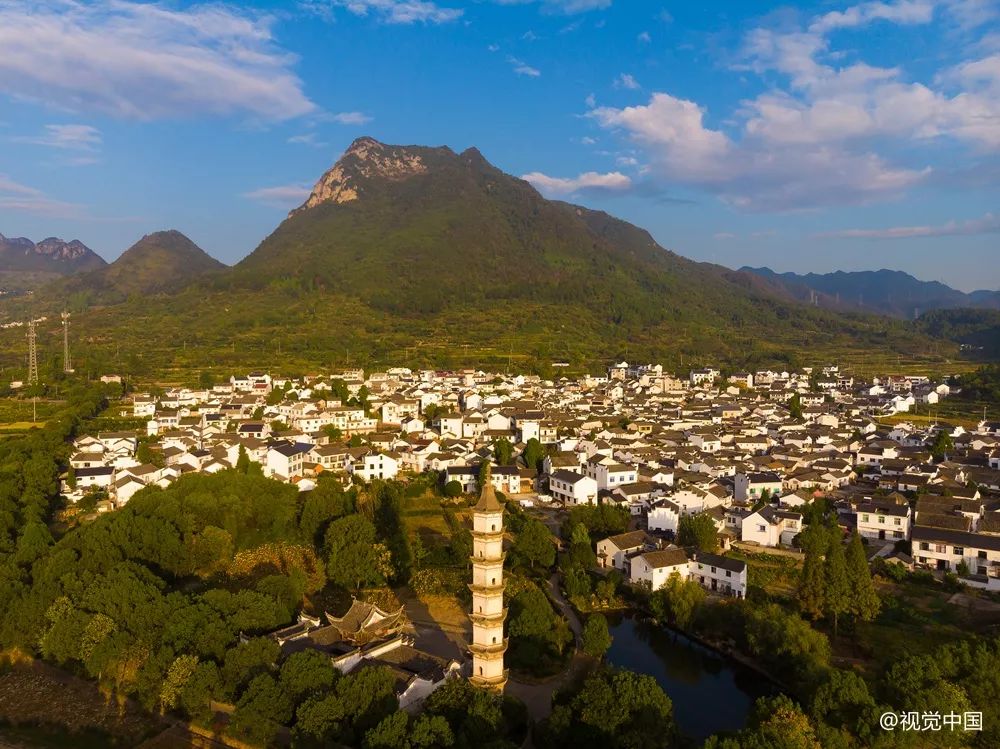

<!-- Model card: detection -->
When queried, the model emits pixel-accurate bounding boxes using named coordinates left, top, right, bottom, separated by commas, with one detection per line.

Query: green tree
left=581, top=614, right=612, bottom=658
left=649, top=572, right=706, bottom=629
left=523, top=438, right=545, bottom=471
left=228, top=674, right=292, bottom=747
left=845, top=532, right=880, bottom=622
left=930, top=429, right=954, bottom=460
left=322, top=424, right=343, bottom=442
left=198, top=371, right=215, bottom=390
left=789, top=392, right=803, bottom=420
left=823, top=533, right=850, bottom=635
left=514, top=519, right=555, bottom=570
left=221, top=637, right=280, bottom=699
left=279, top=649, right=339, bottom=706
left=235, top=445, right=250, bottom=474
left=809, top=669, right=874, bottom=734
left=409, top=714, right=455, bottom=748
left=160, top=654, right=199, bottom=713
left=478, top=460, right=492, bottom=491
left=797, top=524, right=828, bottom=620
left=677, top=512, right=718, bottom=551
left=364, top=711, right=409, bottom=749
left=325, top=515, right=394, bottom=590
left=563, top=565, right=591, bottom=599
left=443, top=480, right=463, bottom=498
left=493, top=437, right=514, bottom=466
left=541, top=668, right=675, bottom=748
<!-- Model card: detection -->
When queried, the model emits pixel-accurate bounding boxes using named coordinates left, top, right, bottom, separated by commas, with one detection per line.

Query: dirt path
left=506, top=574, right=591, bottom=724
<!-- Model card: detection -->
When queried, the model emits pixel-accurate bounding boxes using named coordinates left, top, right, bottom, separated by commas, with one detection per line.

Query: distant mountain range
left=0, top=235, right=107, bottom=293
left=740, top=267, right=1000, bottom=319
left=0, top=138, right=955, bottom=375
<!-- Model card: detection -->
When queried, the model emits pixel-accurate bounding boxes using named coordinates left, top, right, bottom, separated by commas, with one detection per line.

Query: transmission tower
left=61, top=311, right=73, bottom=373
left=27, top=320, right=38, bottom=385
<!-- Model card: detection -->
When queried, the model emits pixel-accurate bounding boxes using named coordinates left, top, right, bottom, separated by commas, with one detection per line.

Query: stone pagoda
left=468, top=462, right=508, bottom=691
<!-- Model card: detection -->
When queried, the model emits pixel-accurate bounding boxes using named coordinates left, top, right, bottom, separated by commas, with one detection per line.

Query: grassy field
left=727, top=549, right=802, bottom=598
left=836, top=579, right=997, bottom=677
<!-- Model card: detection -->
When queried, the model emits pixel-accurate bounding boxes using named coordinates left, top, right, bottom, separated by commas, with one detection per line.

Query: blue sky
left=0, top=0, right=998, bottom=291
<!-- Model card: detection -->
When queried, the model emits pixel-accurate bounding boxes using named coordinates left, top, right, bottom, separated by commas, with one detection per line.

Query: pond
left=605, top=614, right=776, bottom=742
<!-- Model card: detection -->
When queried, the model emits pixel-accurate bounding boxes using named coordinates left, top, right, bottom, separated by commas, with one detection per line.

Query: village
left=63, top=362, right=1000, bottom=594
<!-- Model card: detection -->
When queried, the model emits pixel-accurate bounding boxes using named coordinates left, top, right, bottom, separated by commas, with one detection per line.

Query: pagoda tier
left=470, top=668, right=510, bottom=690
left=469, top=551, right=506, bottom=564
left=468, top=607, right=509, bottom=625
left=468, top=581, right=505, bottom=592
left=469, top=638, right=509, bottom=657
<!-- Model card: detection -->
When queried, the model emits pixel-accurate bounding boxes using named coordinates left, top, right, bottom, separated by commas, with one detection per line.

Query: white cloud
left=319, top=0, right=462, bottom=24
left=614, top=73, right=640, bottom=90
left=574, top=1, right=1000, bottom=210
left=492, top=0, right=611, bottom=13
left=521, top=170, right=632, bottom=195
left=941, top=0, right=999, bottom=30
left=13, top=124, right=102, bottom=151
left=329, top=111, right=374, bottom=125
left=809, top=0, right=936, bottom=34
left=0, top=173, right=85, bottom=218
left=713, top=232, right=737, bottom=240
left=817, top=211, right=1000, bottom=238
left=243, top=184, right=313, bottom=208
left=638, top=31, right=651, bottom=43
left=589, top=92, right=928, bottom=210
left=288, top=133, right=327, bottom=147
left=580, top=136, right=597, bottom=145
left=507, top=56, right=541, bottom=77
left=0, top=1, right=314, bottom=121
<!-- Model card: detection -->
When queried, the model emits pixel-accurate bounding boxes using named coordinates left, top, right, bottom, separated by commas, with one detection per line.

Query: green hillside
left=0, top=139, right=958, bottom=382
left=57, top=230, right=226, bottom=303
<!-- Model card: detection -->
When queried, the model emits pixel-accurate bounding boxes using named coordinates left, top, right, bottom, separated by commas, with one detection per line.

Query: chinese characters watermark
left=879, top=711, right=982, bottom=732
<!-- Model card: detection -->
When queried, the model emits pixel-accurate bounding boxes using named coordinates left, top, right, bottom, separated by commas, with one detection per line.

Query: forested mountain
left=57, top=230, right=226, bottom=301
left=741, top=267, right=1000, bottom=319
left=0, top=139, right=946, bottom=377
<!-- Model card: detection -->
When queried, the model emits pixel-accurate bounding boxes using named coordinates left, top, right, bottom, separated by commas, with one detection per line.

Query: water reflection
left=605, top=614, right=775, bottom=742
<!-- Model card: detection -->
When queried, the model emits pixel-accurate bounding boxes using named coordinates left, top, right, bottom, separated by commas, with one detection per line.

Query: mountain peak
left=290, top=137, right=441, bottom=217
left=0, top=233, right=105, bottom=275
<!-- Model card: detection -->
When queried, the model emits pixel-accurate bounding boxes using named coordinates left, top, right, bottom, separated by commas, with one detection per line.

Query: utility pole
left=27, top=320, right=38, bottom=385
left=61, top=311, right=73, bottom=373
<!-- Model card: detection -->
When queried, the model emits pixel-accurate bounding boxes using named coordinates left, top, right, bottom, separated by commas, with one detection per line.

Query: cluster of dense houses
left=62, top=363, right=1000, bottom=587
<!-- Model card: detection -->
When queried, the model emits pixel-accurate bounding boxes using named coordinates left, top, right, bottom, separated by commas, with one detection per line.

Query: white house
left=549, top=470, right=598, bottom=505
left=629, top=547, right=690, bottom=589
left=734, top=471, right=783, bottom=502
left=597, top=530, right=654, bottom=571
left=266, top=442, right=312, bottom=480
left=857, top=500, right=911, bottom=543
left=350, top=452, right=400, bottom=482
left=647, top=499, right=681, bottom=534
left=688, top=552, right=747, bottom=598
left=912, top=526, right=1000, bottom=588
left=740, top=506, right=803, bottom=547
